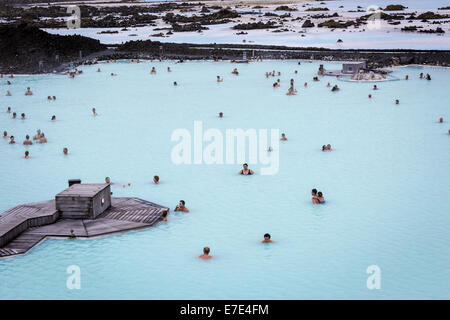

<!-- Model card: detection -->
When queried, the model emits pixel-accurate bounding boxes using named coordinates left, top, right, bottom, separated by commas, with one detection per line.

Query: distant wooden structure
left=323, top=61, right=367, bottom=76
left=56, top=184, right=111, bottom=219
left=0, top=183, right=169, bottom=258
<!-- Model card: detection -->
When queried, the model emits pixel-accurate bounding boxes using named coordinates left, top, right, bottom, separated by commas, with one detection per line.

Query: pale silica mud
left=0, top=60, right=449, bottom=299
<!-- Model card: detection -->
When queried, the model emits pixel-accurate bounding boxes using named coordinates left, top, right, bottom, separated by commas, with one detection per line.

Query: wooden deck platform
left=0, top=197, right=169, bottom=258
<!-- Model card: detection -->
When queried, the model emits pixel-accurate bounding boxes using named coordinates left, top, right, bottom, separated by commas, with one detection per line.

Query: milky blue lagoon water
left=0, top=61, right=449, bottom=299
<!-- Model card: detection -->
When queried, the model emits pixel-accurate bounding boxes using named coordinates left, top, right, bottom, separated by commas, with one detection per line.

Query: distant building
left=342, top=61, right=366, bottom=74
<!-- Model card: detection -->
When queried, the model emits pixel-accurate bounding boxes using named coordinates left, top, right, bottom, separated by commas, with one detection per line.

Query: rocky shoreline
left=1, top=24, right=450, bottom=74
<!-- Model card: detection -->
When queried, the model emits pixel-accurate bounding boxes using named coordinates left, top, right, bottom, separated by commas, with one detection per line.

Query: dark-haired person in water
left=175, top=200, right=189, bottom=213
left=219, top=112, right=223, bottom=118
left=23, top=151, right=30, bottom=159
left=25, top=87, right=33, bottom=96
left=39, top=133, right=47, bottom=143
left=12, top=112, right=16, bottom=119
left=239, top=163, right=254, bottom=175
left=439, top=117, right=443, bottom=123
left=312, top=189, right=319, bottom=204
left=317, top=192, right=326, bottom=204
left=9, top=136, right=15, bottom=144
left=6, top=107, right=11, bottom=113
left=217, top=75, right=223, bottom=82
left=63, top=148, right=69, bottom=155
left=161, top=211, right=168, bottom=222
left=3, top=131, right=9, bottom=139
left=199, top=247, right=212, bottom=260
left=51, top=115, right=56, bottom=121
left=92, top=108, right=97, bottom=116
left=261, top=233, right=274, bottom=243
left=21, top=113, right=26, bottom=120
left=23, top=135, right=33, bottom=145
left=280, top=133, right=287, bottom=141
left=153, top=175, right=159, bottom=184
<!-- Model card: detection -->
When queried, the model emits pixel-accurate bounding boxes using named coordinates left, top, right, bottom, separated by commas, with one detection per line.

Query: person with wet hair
left=150, top=67, right=156, bottom=74
left=23, top=151, right=30, bottom=159
left=439, top=117, right=443, bottom=123
left=312, top=189, right=319, bottom=204
left=39, top=133, right=47, bottom=143
left=51, top=115, right=56, bottom=121
left=239, top=163, right=254, bottom=175
left=261, top=233, right=274, bottom=243
left=199, top=247, right=212, bottom=260
left=317, top=192, right=326, bottom=204
left=153, top=175, right=160, bottom=184
left=63, top=148, right=69, bottom=155
left=219, top=112, right=223, bottom=118
left=3, top=131, right=9, bottom=139
left=175, top=200, right=189, bottom=213
left=161, top=211, right=168, bottom=222
left=280, top=133, right=287, bottom=141
left=21, top=113, right=26, bottom=120
left=217, top=75, right=223, bottom=82
left=6, top=107, right=11, bottom=113
left=92, top=108, right=97, bottom=116
left=12, top=112, right=16, bottom=119
left=23, top=135, right=33, bottom=145
left=9, top=136, right=15, bottom=144
left=25, top=87, right=33, bottom=96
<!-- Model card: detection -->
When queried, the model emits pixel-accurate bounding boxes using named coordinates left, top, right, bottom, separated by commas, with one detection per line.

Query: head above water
left=312, top=189, right=317, bottom=195
left=105, top=177, right=111, bottom=184
left=179, top=200, right=185, bottom=206
left=203, top=247, right=210, bottom=255
left=264, top=233, right=271, bottom=240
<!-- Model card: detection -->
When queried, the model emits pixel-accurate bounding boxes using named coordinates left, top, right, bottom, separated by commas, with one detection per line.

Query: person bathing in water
left=23, top=135, right=33, bottom=145
left=3, top=131, right=9, bottom=139
left=33, top=130, right=41, bottom=140
left=153, top=175, right=159, bottom=184
left=231, top=68, right=239, bottom=75
left=199, top=247, right=212, bottom=260
left=175, top=200, right=189, bottom=213
left=261, top=233, right=274, bottom=243
left=280, top=133, right=287, bottom=141
left=25, top=87, right=33, bottom=96
left=312, top=189, right=326, bottom=204
left=92, top=108, right=98, bottom=116
left=217, top=76, right=223, bottom=82
left=239, top=163, right=254, bottom=175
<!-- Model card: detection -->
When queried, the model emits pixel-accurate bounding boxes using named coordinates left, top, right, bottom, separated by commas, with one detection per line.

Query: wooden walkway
left=0, top=198, right=169, bottom=258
